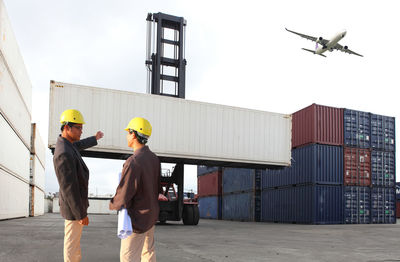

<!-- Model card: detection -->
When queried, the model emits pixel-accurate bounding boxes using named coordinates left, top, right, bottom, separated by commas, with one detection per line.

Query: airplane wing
left=285, top=28, right=329, bottom=45
left=333, top=43, right=363, bottom=57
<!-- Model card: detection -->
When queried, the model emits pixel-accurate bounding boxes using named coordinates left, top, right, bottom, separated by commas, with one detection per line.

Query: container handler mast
left=146, top=12, right=199, bottom=225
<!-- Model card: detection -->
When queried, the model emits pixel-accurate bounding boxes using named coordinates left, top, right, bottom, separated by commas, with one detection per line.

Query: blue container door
left=344, top=109, right=371, bottom=148
left=198, top=196, right=221, bottom=219
left=222, top=192, right=254, bottom=221
left=371, top=114, right=395, bottom=151
left=371, top=187, right=396, bottom=224
left=371, top=151, right=395, bottom=187
left=344, top=186, right=370, bottom=224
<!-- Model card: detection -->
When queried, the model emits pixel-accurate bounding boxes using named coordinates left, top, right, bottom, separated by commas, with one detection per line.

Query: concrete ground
left=1, top=214, right=400, bottom=262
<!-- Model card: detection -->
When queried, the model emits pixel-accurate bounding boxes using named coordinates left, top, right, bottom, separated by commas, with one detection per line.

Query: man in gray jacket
left=53, top=109, right=104, bottom=262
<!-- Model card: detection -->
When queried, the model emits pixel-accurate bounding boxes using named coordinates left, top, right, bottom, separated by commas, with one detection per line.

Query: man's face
left=126, top=130, right=135, bottom=148
left=66, top=124, right=83, bottom=142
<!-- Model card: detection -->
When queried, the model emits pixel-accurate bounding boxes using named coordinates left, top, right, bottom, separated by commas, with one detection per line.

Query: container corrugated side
left=292, top=104, right=343, bottom=148
left=0, top=169, right=29, bottom=219
left=32, top=155, right=45, bottom=190
left=371, top=114, right=395, bottom=151
left=343, top=186, right=370, bottom=224
left=263, top=144, right=343, bottom=188
left=33, top=186, right=44, bottom=216
left=344, top=109, right=371, bottom=148
left=0, top=54, right=32, bottom=147
left=0, top=114, right=30, bottom=182
left=198, top=196, right=221, bottom=219
left=222, top=192, right=255, bottom=221
left=197, top=170, right=222, bottom=197
left=371, top=150, right=395, bottom=187
left=222, top=168, right=255, bottom=193
left=0, top=1, right=32, bottom=113
left=31, top=123, right=46, bottom=169
left=344, top=147, right=371, bottom=186
left=197, top=166, right=221, bottom=176
left=371, top=187, right=396, bottom=224
left=261, top=184, right=343, bottom=224
left=48, top=81, right=292, bottom=167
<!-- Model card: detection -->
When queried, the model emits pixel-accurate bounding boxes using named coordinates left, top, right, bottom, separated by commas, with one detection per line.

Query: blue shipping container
left=222, top=192, right=256, bottom=221
left=198, top=165, right=221, bottom=176
left=261, top=184, right=343, bottom=224
left=371, top=187, right=396, bottom=224
left=198, top=196, right=221, bottom=219
left=371, top=114, right=395, bottom=151
left=344, top=109, right=371, bottom=148
left=344, top=186, right=370, bottom=224
left=371, top=150, right=395, bottom=187
left=263, top=144, right=343, bottom=188
left=222, top=168, right=265, bottom=193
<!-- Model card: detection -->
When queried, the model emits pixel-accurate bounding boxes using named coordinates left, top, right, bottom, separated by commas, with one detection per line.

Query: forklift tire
left=182, top=205, right=194, bottom=225
left=192, top=205, right=199, bottom=225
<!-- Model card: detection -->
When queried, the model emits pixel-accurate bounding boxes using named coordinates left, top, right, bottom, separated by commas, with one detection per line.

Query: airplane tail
left=302, top=48, right=326, bottom=57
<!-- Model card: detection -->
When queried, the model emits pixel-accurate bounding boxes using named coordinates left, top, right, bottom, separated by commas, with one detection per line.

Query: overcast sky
left=3, top=0, right=399, bottom=195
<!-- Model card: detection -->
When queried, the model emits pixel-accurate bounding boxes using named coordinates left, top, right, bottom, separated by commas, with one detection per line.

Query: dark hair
left=60, top=122, right=75, bottom=132
left=130, top=129, right=148, bottom=145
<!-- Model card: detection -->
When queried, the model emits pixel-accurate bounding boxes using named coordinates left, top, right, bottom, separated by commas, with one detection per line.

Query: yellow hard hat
left=59, top=109, right=85, bottom=124
left=125, top=117, right=152, bottom=138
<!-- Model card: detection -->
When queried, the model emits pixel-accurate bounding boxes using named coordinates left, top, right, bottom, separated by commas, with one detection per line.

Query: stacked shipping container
left=263, top=104, right=344, bottom=224
left=197, top=166, right=222, bottom=219
left=0, top=0, right=45, bottom=219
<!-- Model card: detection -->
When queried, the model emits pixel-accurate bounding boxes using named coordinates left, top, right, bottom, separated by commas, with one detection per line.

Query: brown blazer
left=110, top=146, right=161, bottom=233
left=53, top=135, right=97, bottom=220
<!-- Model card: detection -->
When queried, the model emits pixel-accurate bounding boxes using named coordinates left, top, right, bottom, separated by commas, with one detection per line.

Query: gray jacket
left=53, top=135, right=97, bottom=220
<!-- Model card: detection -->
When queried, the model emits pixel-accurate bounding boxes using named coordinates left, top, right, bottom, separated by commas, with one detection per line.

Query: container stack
left=262, top=104, right=344, bottom=224
left=222, top=168, right=264, bottom=222
left=197, top=166, right=222, bottom=219
left=263, top=104, right=396, bottom=224
left=29, top=123, right=46, bottom=216
left=1, top=0, right=32, bottom=220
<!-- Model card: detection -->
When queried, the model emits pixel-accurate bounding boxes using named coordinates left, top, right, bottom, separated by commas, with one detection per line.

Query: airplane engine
left=329, top=48, right=334, bottom=52
left=343, top=46, right=348, bottom=50
left=316, top=37, right=323, bottom=43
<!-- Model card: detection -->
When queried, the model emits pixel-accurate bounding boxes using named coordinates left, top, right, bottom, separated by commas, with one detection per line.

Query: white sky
left=3, top=0, right=399, bottom=195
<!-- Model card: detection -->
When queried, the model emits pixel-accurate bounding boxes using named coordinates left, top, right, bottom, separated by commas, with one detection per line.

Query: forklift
left=146, top=13, right=199, bottom=225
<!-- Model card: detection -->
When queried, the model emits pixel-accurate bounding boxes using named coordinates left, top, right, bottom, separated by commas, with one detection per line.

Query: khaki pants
left=120, top=226, right=156, bottom=262
left=64, top=220, right=84, bottom=262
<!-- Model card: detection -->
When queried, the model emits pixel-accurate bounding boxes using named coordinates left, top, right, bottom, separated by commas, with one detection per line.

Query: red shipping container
left=396, top=201, right=400, bottom=218
left=197, top=170, right=222, bottom=197
left=344, top=147, right=371, bottom=186
left=292, top=104, right=343, bottom=148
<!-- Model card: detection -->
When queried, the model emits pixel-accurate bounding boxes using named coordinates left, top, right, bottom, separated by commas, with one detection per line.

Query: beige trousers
left=64, top=220, right=84, bottom=262
left=120, top=225, right=156, bottom=262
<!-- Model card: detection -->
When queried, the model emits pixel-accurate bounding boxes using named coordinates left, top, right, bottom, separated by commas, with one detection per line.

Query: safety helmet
left=59, top=109, right=85, bottom=124
left=125, top=117, right=152, bottom=138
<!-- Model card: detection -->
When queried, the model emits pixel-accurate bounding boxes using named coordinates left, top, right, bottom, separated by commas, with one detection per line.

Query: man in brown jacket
left=53, top=109, right=104, bottom=262
left=110, top=117, right=166, bottom=262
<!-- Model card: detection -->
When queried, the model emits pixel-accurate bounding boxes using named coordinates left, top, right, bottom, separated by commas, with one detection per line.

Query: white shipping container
left=87, top=198, right=117, bottom=215
left=33, top=186, right=44, bottom=216
left=48, top=81, right=292, bottom=167
left=0, top=169, right=29, bottom=219
left=52, top=197, right=60, bottom=213
left=31, top=123, right=46, bottom=170
left=0, top=0, right=32, bottom=113
left=32, top=155, right=45, bottom=190
left=0, top=114, right=30, bottom=182
left=44, top=198, right=53, bottom=213
left=0, top=54, right=32, bottom=147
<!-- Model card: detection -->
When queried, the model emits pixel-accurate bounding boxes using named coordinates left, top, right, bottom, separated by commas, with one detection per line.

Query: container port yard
left=1, top=0, right=399, bottom=261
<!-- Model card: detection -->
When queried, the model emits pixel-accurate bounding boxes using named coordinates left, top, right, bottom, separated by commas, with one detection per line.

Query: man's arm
left=74, top=131, right=103, bottom=150
left=54, top=152, right=86, bottom=219
left=109, top=161, right=140, bottom=210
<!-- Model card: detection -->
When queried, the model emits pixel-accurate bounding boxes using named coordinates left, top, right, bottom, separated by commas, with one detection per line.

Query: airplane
left=285, top=28, right=363, bottom=57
